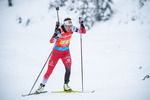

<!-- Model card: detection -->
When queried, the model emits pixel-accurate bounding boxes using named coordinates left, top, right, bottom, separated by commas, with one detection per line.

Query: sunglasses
left=65, top=25, right=72, bottom=28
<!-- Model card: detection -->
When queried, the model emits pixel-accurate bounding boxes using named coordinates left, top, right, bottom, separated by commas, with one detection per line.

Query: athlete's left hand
left=79, top=17, right=84, bottom=24
left=79, top=17, right=85, bottom=28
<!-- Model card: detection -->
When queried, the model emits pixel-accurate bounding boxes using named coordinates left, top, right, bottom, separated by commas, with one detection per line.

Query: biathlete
left=36, top=17, right=86, bottom=93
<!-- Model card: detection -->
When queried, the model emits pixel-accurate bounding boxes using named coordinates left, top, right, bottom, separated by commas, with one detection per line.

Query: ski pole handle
left=56, top=7, right=59, bottom=23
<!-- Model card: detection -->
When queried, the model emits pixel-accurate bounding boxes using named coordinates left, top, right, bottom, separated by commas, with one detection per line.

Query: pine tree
left=79, top=0, right=113, bottom=29
left=93, top=0, right=113, bottom=21
left=139, top=0, right=147, bottom=8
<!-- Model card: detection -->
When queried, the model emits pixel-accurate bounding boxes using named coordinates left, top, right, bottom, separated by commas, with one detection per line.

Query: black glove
left=55, top=33, right=62, bottom=39
left=52, top=29, right=62, bottom=39
left=55, top=21, right=60, bottom=30
left=79, top=17, right=85, bottom=28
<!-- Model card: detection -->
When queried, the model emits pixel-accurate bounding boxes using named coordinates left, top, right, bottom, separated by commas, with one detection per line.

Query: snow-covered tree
left=49, top=0, right=113, bottom=30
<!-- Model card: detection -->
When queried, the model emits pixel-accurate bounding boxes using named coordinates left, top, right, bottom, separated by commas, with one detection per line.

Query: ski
left=51, top=90, right=95, bottom=93
left=22, top=91, right=47, bottom=97
left=22, top=90, right=95, bottom=96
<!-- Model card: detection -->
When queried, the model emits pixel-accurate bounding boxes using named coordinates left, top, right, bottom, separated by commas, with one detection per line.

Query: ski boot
left=35, top=83, right=45, bottom=93
left=64, top=83, right=72, bottom=91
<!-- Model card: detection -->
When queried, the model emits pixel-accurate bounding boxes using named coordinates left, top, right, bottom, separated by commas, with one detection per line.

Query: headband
left=64, top=20, right=72, bottom=26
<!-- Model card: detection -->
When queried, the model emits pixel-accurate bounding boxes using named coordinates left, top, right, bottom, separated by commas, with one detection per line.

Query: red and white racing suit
left=42, top=25, right=86, bottom=85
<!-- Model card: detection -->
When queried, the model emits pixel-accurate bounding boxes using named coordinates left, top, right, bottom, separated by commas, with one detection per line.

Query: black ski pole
left=28, top=7, right=60, bottom=95
left=55, top=7, right=60, bottom=31
left=56, top=7, right=59, bottom=23
left=28, top=51, right=52, bottom=94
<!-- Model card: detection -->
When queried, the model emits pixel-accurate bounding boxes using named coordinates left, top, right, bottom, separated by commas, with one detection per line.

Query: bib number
left=60, top=39, right=70, bottom=45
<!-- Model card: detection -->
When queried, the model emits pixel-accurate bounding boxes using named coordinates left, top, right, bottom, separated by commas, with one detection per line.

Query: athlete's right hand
left=54, top=29, right=62, bottom=39
left=55, top=33, right=62, bottom=39
left=56, top=21, right=60, bottom=28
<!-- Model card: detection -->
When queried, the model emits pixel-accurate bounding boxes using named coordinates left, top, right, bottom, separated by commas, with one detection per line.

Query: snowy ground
left=0, top=0, right=150, bottom=100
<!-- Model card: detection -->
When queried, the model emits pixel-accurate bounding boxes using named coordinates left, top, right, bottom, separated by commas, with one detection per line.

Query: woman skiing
left=36, top=17, right=86, bottom=93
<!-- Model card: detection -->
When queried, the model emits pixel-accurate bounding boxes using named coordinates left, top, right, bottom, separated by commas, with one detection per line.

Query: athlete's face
left=65, top=25, right=72, bottom=32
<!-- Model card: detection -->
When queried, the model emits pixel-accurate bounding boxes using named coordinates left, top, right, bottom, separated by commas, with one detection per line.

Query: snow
left=0, top=0, right=150, bottom=100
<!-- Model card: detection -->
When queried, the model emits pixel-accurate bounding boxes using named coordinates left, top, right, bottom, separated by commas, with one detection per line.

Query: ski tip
left=22, top=94, right=30, bottom=97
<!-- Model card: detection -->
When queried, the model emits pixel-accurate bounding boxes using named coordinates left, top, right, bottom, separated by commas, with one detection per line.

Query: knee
left=65, top=58, right=72, bottom=67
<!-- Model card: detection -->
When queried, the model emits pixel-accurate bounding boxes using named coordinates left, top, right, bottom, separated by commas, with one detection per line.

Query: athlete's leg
left=42, top=50, right=60, bottom=85
left=62, top=51, right=72, bottom=84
